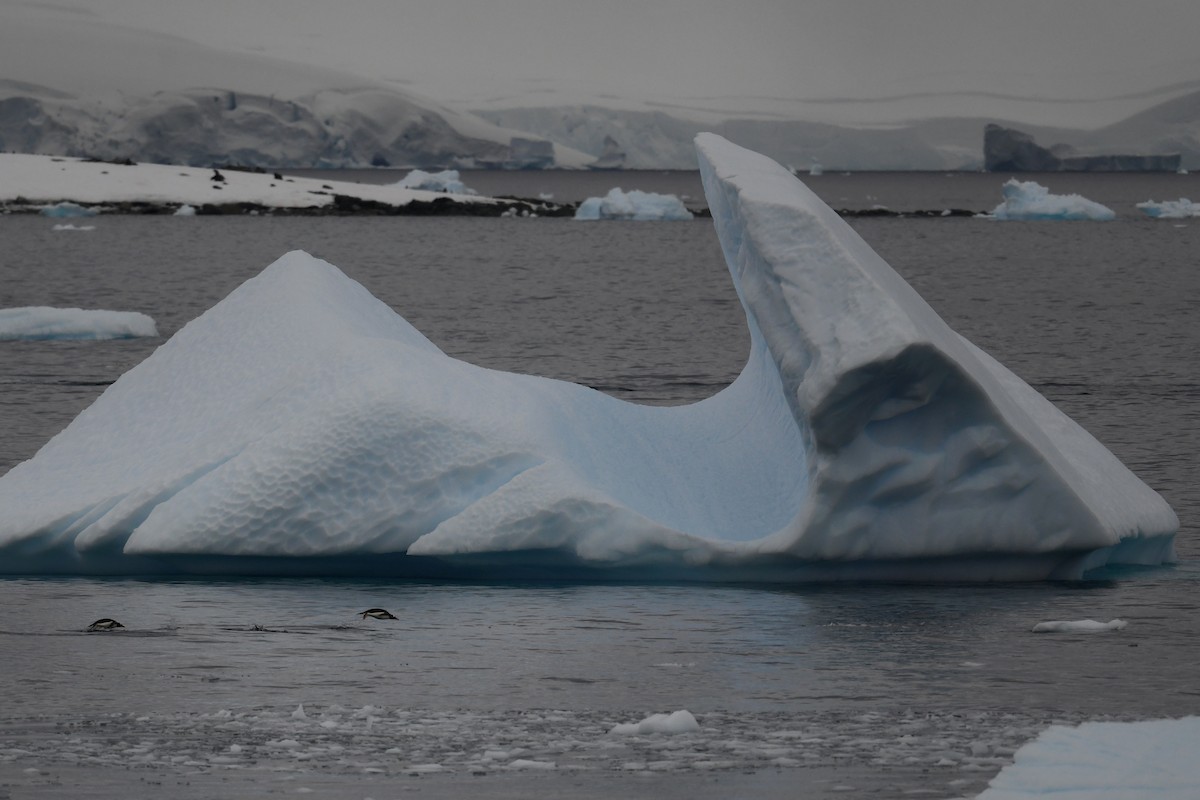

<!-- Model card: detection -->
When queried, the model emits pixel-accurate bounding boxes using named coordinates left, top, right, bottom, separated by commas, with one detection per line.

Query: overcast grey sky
left=10, top=0, right=1200, bottom=126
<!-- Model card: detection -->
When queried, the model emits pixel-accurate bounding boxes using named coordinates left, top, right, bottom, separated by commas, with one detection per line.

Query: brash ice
left=0, top=135, right=1178, bottom=580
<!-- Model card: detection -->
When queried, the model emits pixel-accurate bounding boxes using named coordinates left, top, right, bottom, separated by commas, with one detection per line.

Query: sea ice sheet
left=0, top=135, right=1177, bottom=579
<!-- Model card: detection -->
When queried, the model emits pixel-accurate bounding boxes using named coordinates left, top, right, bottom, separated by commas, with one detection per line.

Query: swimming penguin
left=87, top=618, right=124, bottom=631
left=360, top=608, right=397, bottom=620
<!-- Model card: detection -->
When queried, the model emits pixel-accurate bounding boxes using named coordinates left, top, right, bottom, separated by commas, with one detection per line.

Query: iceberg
left=978, top=717, right=1200, bottom=799
left=989, top=180, right=1116, bottom=221
left=0, top=307, right=158, bottom=341
left=1136, top=198, right=1200, bottom=219
left=395, top=169, right=477, bottom=195
left=574, top=188, right=693, bottom=221
left=39, top=201, right=97, bottom=218
left=0, top=135, right=1177, bottom=579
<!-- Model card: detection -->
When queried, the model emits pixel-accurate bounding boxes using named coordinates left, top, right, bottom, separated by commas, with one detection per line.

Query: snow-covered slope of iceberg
left=0, top=135, right=1177, bottom=579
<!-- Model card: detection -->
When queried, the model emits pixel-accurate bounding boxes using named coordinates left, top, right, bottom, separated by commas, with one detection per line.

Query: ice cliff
left=0, top=135, right=1177, bottom=580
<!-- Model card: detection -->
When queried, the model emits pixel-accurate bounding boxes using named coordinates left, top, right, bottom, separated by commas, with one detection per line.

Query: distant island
left=984, top=123, right=1182, bottom=172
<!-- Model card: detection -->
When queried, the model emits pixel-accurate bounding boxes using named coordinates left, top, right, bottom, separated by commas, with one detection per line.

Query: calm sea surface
left=1, top=171, right=1198, bottom=798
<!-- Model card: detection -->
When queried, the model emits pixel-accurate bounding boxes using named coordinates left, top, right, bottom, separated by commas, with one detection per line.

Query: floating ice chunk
left=52, top=223, right=95, bottom=231
left=0, top=306, right=158, bottom=340
left=575, top=188, right=693, bottom=221
left=292, top=704, right=307, bottom=719
left=39, top=201, right=97, bottom=218
left=978, top=717, right=1200, bottom=799
left=1136, top=198, right=1199, bottom=219
left=989, top=180, right=1115, bottom=220
left=1031, top=619, right=1127, bottom=633
left=174, top=204, right=197, bottom=216
left=395, top=169, right=476, bottom=195
left=610, top=710, right=699, bottom=735
left=0, top=135, right=1177, bottom=581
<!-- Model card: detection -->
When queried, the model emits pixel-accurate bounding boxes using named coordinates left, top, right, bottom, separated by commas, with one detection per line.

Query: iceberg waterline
left=0, top=135, right=1177, bottom=579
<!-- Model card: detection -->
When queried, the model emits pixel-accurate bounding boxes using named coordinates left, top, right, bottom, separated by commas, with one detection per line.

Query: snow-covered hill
left=3, top=3, right=1197, bottom=171
left=479, top=99, right=1200, bottom=171
left=0, top=5, right=591, bottom=169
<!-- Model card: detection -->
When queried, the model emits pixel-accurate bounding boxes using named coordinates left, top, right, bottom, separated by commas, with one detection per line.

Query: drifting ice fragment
left=1136, top=198, right=1199, bottom=219
left=1030, top=619, right=1126, bottom=633
left=574, top=188, right=693, bottom=221
left=0, top=307, right=158, bottom=340
left=0, top=135, right=1177, bottom=580
left=990, top=180, right=1115, bottom=220
left=610, top=710, right=700, bottom=735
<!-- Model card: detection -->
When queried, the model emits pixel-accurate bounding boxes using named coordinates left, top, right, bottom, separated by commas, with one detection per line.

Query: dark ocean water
left=1, top=172, right=1198, bottom=798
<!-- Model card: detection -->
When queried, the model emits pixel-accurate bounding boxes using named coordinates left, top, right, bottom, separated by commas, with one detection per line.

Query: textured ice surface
left=575, top=188, right=693, bottom=220
left=1137, top=198, right=1200, bottom=219
left=989, top=180, right=1116, bottom=220
left=978, top=717, right=1200, bottom=799
left=396, top=169, right=477, bottom=195
left=0, top=306, right=158, bottom=340
left=0, top=134, right=1177, bottom=578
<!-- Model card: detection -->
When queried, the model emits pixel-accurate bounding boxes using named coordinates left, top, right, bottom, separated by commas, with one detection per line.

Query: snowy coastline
left=0, top=154, right=569, bottom=216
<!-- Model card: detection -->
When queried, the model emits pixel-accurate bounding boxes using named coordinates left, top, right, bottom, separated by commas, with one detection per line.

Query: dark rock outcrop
left=985, top=123, right=1181, bottom=172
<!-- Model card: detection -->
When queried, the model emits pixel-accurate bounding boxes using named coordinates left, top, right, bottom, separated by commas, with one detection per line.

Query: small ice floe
left=1136, top=198, right=1200, bottom=219
left=291, top=704, right=307, bottom=719
left=989, top=179, right=1115, bottom=220
left=610, top=710, right=699, bottom=735
left=396, top=169, right=477, bottom=195
left=0, top=307, right=158, bottom=341
left=52, top=223, right=95, bottom=231
left=174, top=204, right=197, bottom=216
left=1031, top=619, right=1127, bottom=633
left=39, top=201, right=97, bottom=218
left=574, top=188, right=693, bottom=221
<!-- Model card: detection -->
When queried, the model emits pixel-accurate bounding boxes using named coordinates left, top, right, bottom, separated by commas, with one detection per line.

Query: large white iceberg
left=0, top=135, right=1177, bottom=578
left=0, top=307, right=158, bottom=341
left=978, top=717, right=1200, bottom=799
left=575, top=188, right=693, bottom=221
left=989, top=180, right=1116, bottom=221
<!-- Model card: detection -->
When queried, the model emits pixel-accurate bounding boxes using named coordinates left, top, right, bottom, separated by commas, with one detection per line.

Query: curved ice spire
left=0, top=134, right=1177, bottom=580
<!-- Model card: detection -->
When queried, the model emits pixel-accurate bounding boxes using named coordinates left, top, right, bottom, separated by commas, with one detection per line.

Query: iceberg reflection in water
left=0, top=135, right=1178, bottom=579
